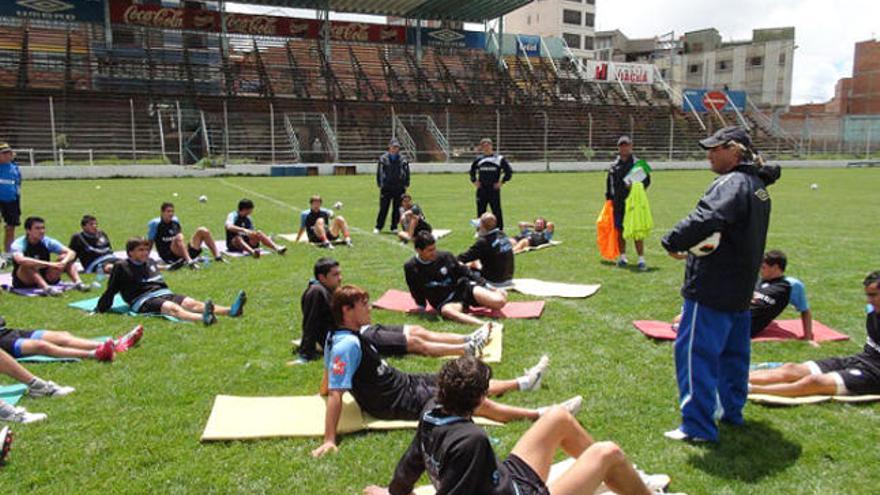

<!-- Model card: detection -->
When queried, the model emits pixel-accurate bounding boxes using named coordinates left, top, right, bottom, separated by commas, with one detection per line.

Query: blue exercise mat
left=0, top=384, right=28, bottom=405
left=68, top=295, right=182, bottom=322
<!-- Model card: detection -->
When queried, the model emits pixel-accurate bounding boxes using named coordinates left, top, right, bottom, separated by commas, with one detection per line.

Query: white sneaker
left=0, top=403, right=47, bottom=424
left=663, top=428, right=709, bottom=443
left=635, top=468, right=671, bottom=492
left=28, top=379, right=76, bottom=398
left=372, top=228, right=380, bottom=234
left=538, top=395, right=584, bottom=417
left=519, top=355, right=550, bottom=391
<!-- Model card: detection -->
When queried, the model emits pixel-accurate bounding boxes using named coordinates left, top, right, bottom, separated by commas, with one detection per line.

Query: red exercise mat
left=632, top=319, right=850, bottom=343
left=373, top=289, right=545, bottom=319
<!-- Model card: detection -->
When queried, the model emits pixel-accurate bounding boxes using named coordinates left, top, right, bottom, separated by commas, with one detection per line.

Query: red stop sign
left=703, top=91, right=728, bottom=111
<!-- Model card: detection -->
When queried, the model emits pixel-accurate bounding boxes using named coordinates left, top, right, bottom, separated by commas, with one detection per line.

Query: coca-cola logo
left=226, top=14, right=277, bottom=36
left=288, top=22, right=309, bottom=36
left=331, top=22, right=369, bottom=42
left=122, top=5, right=184, bottom=29
left=192, top=12, right=215, bottom=30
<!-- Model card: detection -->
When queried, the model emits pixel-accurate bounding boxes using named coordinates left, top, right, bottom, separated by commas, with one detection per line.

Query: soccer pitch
left=1, top=168, right=878, bottom=494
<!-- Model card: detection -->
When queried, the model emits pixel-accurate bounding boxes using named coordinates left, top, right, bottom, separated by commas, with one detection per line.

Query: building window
left=688, top=64, right=700, bottom=74
left=564, top=0, right=582, bottom=2
left=660, top=68, right=668, bottom=78
left=562, top=9, right=582, bottom=25
left=586, top=0, right=595, bottom=4
left=778, top=53, right=786, bottom=65
left=716, top=60, right=731, bottom=71
left=749, top=56, right=763, bottom=67
left=584, top=13, right=594, bottom=27
left=562, top=33, right=581, bottom=49
left=583, top=36, right=594, bottom=50
left=526, top=15, right=531, bottom=25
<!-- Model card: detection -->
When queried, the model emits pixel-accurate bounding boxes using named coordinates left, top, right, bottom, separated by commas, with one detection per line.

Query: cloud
left=596, top=0, right=877, bottom=104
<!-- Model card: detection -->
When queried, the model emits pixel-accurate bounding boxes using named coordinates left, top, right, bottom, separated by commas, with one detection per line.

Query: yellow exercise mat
left=290, top=323, right=503, bottom=364
left=510, top=279, right=600, bottom=299
left=748, top=393, right=880, bottom=406
left=519, top=240, right=562, bottom=253
left=431, top=229, right=451, bottom=239
left=201, top=393, right=501, bottom=441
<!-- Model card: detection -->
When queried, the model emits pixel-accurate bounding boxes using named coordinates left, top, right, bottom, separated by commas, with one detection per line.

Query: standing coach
left=660, top=126, right=780, bottom=443
left=469, top=138, right=512, bottom=231
left=374, top=138, right=410, bottom=234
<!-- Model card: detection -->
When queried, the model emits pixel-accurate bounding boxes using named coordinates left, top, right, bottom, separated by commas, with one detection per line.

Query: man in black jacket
left=605, top=136, right=650, bottom=270
left=69, top=215, right=118, bottom=276
left=405, top=231, right=507, bottom=325
left=364, top=357, right=653, bottom=495
left=458, top=213, right=514, bottom=285
left=661, top=126, right=780, bottom=443
left=97, top=238, right=246, bottom=326
left=469, top=138, right=513, bottom=231
left=374, top=138, right=411, bottom=234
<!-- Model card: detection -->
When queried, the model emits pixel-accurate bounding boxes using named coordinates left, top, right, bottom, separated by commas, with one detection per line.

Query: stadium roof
left=229, top=0, right=534, bottom=23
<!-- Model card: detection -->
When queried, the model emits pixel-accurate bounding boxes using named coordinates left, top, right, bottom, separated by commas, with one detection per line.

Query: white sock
left=620, top=254, right=628, bottom=262
left=516, top=375, right=531, bottom=391
left=638, top=256, right=645, bottom=264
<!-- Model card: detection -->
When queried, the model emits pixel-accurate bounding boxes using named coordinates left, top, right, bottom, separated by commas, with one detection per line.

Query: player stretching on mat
left=295, top=195, right=352, bottom=249
left=147, top=202, right=224, bottom=270
left=295, top=258, right=492, bottom=365
left=458, top=213, right=514, bottom=285
left=69, top=215, right=119, bottom=277
left=364, top=357, right=664, bottom=495
left=511, top=217, right=556, bottom=254
left=0, top=316, right=141, bottom=364
left=405, top=231, right=507, bottom=325
left=11, top=216, right=89, bottom=295
left=749, top=271, right=880, bottom=397
left=224, top=199, right=287, bottom=258
left=311, top=285, right=581, bottom=458
left=97, top=238, right=246, bottom=326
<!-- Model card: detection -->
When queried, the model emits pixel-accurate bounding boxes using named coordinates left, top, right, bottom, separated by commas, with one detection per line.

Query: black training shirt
left=750, top=277, right=792, bottom=335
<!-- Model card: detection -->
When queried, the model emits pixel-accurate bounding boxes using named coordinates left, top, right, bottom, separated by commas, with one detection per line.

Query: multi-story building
left=594, top=27, right=795, bottom=109
left=503, top=0, right=595, bottom=63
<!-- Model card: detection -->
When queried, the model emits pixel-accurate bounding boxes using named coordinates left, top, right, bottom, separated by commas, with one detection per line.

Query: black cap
left=617, top=135, right=632, bottom=146
left=699, top=126, right=752, bottom=150
left=389, top=138, right=401, bottom=148
left=410, top=204, right=422, bottom=216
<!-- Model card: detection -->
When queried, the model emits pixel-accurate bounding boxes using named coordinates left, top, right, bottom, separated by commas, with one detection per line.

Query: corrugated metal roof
left=229, top=0, right=533, bottom=22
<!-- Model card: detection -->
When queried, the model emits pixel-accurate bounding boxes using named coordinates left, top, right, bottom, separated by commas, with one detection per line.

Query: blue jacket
left=0, top=161, right=21, bottom=202
left=662, top=163, right=780, bottom=312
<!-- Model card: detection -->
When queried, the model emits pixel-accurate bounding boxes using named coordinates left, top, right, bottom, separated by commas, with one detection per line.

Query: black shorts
left=503, top=454, right=550, bottom=495
left=0, top=200, right=20, bottom=227
left=138, top=294, right=187, bottom=314
left=397, top=373, right=439, bottom=420
left=612, top=201, right=626, bottom=230
left=0, top=328, right=41, bottom=358
left=12, top=267, right=59, bottom=289
left=812, top=353, right=880, bottom=395
left=361, top=324, right=408, bottom=356
left=225, top=235, right=255, bottom=252
left=160, top=245, right=202, bottom=264
left=307, top=227, right=338, bottom=244
left=442, top=280, right=478, bottom=311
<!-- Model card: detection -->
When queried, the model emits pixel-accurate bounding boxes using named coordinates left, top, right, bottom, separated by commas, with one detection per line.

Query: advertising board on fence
left=515, top=35, right=541, bottom=57
left=408, top=27, right=486, bottom=50
left=110, top=1, right=406, bottom=44
left=584, top=61, right=654, bottom=85
left=2, top=0, right=104, bottom=23
left=681, top=89, right=746, bottom=112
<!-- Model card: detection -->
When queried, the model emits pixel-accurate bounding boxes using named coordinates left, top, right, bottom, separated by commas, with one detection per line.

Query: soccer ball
left=810, top=183, right=818, bottom=190
left=173, top=192, right=179, bottom=197
left=198, top=195, right=208, bottom=203
left=689, top=232, right=721, bottom=257
left=333, top=201, right=343, bottom=210
left=95, top=185, right=101, bottom=190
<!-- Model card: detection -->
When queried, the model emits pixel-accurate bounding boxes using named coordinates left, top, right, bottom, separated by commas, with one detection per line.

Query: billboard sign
left=681, top=89, right=747, bottom=112
left=410, top=27, right=486, bottom=50
left=2, top=0, right=104, bottom=23
left=515, top=35, right=541, bottom=57
left=585, top=61, right=654, bottom=85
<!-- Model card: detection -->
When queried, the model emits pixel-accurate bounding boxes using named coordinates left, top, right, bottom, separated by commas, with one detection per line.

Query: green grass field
left=0, top=168, right=878, bottom=494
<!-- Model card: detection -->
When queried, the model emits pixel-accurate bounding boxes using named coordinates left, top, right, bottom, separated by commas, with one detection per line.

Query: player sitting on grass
left=224, top=199, right=287, bottom=257
left=0, top=343, right=77, bottom=424
left=147, top=202, right=224, bottom=270
left=458, top=213, right=514, bottom=285
left=397, top=203, right=432, bottom=244
left=97, top=238, right=246, bottom=326
left=396, top=194, right=413, bottom=232
left=295, top=258, right=492, bottom=365
left=671, top=250, right=815, bottom=344
left=749, top=271, right=880, bottom=397
left=364, top=356, right=663, bottom=495
left=68, top=215, right=119, bottom=277
left=405, top=231, right=507, bottom=326
left=295, top=195, right=352, bottom=249
left=311, top=284, right=581, bottom=458
left=510, top=217, right=555, bottom=254
left=0, top=315, right=141, bottom=364
left=11, top=216, right=90, bottom=295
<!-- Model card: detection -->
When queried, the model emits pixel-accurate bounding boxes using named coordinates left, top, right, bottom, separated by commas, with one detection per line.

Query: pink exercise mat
left=373, top=289, right=545, bottom=319
left=632, top=319, right=850, bottom=343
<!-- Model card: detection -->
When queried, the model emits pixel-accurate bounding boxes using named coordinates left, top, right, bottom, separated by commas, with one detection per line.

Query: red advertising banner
left=109, top=1, right=406, bottom=44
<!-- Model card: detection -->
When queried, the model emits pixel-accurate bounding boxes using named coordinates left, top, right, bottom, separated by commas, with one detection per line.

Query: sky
left=229, top=1, right=878, bottom=105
